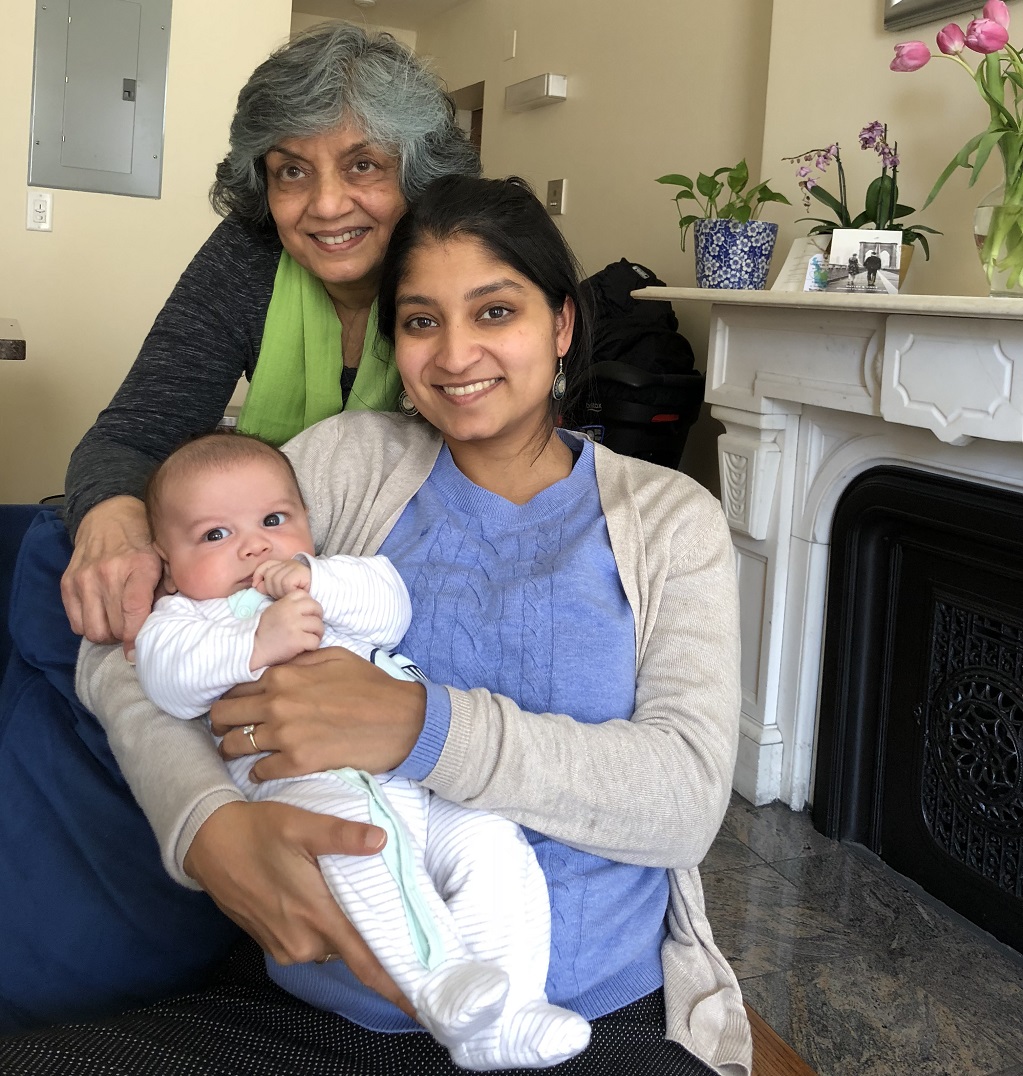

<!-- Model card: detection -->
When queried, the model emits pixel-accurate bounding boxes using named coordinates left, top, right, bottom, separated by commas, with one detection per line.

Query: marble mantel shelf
left=632, top=286, right=1023, bottom=321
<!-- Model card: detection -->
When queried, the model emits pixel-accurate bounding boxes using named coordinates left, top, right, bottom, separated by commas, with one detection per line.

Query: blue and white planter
left=693, top=219, right=778, bottom=290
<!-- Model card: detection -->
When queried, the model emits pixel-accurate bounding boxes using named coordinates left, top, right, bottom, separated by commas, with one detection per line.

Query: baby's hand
left=253, top=559, right=312, bottom=599
left=251, top=591, right=323, bottom=670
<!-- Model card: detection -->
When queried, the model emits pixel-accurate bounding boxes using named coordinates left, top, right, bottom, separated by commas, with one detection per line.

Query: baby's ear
left=152, top=543, right=177, bottom=593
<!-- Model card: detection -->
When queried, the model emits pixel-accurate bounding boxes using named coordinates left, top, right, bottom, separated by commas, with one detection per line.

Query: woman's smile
left=439, top=377, right=502, bottom=399
left=394, top=236, right=574, bottom=456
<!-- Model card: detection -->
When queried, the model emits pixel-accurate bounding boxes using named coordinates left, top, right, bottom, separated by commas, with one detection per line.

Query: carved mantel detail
left=634, top=288, right=1023, bottom=808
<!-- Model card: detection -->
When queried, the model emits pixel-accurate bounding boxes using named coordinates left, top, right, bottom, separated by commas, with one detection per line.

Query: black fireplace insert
left=813, top=465, right=1023, bottom=953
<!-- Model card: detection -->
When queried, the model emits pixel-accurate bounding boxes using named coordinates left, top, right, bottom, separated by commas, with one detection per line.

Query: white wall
left=0, top=0, right=293, bottom=503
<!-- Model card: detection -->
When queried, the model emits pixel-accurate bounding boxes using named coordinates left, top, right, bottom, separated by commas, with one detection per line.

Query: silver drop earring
left=551, top=356, right=567, bottom=402
left=398, top=390, right=419, bottom=418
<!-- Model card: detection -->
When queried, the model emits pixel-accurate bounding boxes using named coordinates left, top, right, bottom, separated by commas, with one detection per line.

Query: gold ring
left=315, top=953, right=340, bottom=965
left=241, top=723, right=259, bottom=752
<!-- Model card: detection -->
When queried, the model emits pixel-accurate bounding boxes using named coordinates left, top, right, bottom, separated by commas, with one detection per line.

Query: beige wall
left=290, top=11, right=417, bottom=50
left=762, top=0, right=1023, bottom=298
left=5, top=0, right=1009, bottom=503
left=416, top=0, right=774, bottom=487
left=0, top=0, right=292, bottom=503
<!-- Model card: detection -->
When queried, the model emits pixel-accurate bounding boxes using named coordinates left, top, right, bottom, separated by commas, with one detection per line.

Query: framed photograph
left=804, top=229, right=904, bottom=294
left=884, top=0, right=976, bottom=32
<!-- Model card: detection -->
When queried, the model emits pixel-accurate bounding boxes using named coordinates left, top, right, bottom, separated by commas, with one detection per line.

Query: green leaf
left=967, top=127, right=1011, bottom=188
left=673, top=189, right=699, bottom=202
left=696, top=172, right=723, bottom=199
left=727, top=160, right=749, bottom=195
left=755, top=189, right=792, bottom=206
left=656, top=174, right=693, bottom=188
left=923, top=131, right=985, bottom=208
left=676, top=213, right=701, bottom=251
left=976, top=55, right=1015, bottom=129
left=808, top=184, right=849, bottom=226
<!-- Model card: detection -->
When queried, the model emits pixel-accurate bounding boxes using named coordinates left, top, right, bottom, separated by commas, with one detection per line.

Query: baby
left=134, top=431, right=590, bottom=1071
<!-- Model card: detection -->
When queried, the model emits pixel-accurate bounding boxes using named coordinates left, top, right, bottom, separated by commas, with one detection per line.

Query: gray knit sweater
left=64, top=216, right=282, bottom=536
left=77, top=412, right=752, bottom=1075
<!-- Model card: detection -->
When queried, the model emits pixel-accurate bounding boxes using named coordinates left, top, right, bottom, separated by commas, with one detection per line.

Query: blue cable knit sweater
left=274, top=436, right=669, bottom=1032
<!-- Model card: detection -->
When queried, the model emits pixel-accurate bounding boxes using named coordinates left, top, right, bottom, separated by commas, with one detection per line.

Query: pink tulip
left=936, top=22, right=966, bottom=55
left=982, top=1, right=1010, bottom=29
left=890, top=41, right=932, bottom=71
left=965, top=17, right=1010, bottom=52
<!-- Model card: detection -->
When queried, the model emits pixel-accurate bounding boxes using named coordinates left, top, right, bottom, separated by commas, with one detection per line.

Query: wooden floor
left=747, top=1004, right=817, bottom=1076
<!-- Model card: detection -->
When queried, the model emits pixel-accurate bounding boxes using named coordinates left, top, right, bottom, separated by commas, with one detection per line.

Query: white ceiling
left=293, top=0, right=466, bottom=32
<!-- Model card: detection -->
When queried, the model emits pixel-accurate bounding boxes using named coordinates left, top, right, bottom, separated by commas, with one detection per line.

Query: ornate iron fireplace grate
left=812, top=466, right=1023, bottom=952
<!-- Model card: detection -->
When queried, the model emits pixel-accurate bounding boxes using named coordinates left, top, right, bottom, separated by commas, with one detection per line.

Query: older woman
left=0, top=178, right=750, bottom=1075
left=62, top=21, right=479, bottom=651
left=0, top=22, right=477, bottom=1033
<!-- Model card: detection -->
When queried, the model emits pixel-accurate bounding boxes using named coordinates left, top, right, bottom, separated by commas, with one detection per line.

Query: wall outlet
left=27, top=189, right=53, bottom=231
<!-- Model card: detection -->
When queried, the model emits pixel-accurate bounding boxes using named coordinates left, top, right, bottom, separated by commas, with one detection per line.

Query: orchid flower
left=783, top=123, right=940, bottom=258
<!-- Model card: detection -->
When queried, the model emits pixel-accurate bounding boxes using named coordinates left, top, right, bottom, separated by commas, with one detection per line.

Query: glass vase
left=973, top=184, right=1023, bottom=297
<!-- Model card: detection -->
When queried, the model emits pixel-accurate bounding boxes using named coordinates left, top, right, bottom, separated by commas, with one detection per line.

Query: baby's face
left=154, top=457, right=314, bottom=601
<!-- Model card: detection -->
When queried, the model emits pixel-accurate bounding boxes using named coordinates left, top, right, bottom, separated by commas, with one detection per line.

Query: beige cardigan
left=77, top=412, right=752, bottom=1075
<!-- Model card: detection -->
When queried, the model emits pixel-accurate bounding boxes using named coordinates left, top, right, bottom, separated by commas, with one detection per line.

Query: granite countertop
left=0, top=319, right=25, bottom=361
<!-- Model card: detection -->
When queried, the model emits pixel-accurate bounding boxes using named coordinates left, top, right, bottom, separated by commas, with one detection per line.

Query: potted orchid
left=783, top=123, right=940, bottom=265
left=890, top=0, right=1023, bottom=294
left=655, top=160, right=790, bottom=289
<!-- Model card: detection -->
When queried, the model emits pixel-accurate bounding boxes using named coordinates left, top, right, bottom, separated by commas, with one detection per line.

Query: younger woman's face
left=393, top=236, right=574, bottom=457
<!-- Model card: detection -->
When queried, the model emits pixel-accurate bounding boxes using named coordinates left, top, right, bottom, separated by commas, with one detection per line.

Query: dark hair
left=145, top=431, right=303, bottom=538
left=210, top=23, right=481, bottom=224
left=377, top=175, right=593, bottom=429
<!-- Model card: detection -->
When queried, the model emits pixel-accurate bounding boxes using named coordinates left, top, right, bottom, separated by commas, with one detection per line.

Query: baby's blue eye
left=263, top=512, right=285, bottom=527
left=203, top=528, right=228, bottom=542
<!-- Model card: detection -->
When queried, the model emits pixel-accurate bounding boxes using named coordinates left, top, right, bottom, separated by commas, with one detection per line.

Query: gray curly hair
left=210, top=22, right=481, bottom=224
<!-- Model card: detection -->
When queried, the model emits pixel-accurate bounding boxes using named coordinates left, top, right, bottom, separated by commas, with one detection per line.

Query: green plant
left=655, top=160, right=790, bottom=251
left=783, top=123, right=941, bottom=258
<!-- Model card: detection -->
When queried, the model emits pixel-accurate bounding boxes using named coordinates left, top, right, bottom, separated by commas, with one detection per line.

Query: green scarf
left=237, top=251, right=401, bottom=446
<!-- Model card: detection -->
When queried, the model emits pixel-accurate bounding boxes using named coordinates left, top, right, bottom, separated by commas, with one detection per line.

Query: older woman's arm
left=62, top=217, right=280, bottom=649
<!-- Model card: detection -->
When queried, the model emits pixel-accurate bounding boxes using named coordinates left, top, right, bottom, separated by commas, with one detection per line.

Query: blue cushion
left=0, top=511, right=241, bottom=1031
left=0, top=504, right=43, bottom=677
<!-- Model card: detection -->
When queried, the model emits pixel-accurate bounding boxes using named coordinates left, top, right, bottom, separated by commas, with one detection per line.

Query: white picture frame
left=883, top=0, right=977, bottom=32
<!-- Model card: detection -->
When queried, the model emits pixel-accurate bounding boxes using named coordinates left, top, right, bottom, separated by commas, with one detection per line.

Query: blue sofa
left=0, top=506, right=240, bottom=1031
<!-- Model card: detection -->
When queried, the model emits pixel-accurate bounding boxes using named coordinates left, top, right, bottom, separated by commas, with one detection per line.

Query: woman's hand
left=61, top=495, right=165, bottom=653
left=210, top=648, right=426, bottom=781
left=183, top=799, right=415, bottom=1018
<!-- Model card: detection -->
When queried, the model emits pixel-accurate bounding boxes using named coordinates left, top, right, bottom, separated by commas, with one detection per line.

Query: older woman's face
left=264, top=123, right=406, bottom=300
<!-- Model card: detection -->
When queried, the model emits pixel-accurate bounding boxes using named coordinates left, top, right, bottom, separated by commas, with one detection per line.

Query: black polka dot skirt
left=0, top=940, right=717, bottom=1075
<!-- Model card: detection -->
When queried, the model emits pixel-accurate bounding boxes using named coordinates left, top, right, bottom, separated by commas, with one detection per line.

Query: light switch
left=27, top=189, right=53, bottom=231
left=546, top=179, right=566, bottom=216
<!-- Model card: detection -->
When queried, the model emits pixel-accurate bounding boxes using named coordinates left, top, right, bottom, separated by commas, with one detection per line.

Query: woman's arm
left=75, top=638, right=404, bottom=1001
left=428, top=480, right=740, bottom=871
left=62, top=218, right=280, bottom=647
left=214, top=470, right=740, bottom=874
left=64, top=217, right=279, bottom=536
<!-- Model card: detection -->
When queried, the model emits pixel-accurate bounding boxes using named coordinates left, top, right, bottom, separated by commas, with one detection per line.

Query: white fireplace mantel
left=634, top=287, right=1023, bottom=809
